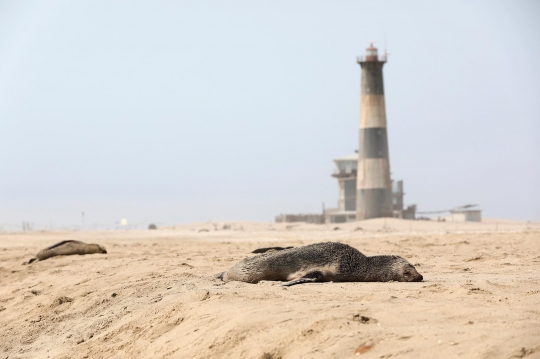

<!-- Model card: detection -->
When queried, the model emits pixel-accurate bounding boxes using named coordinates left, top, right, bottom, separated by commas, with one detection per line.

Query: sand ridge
left=1, top=218, right=539, bottom=358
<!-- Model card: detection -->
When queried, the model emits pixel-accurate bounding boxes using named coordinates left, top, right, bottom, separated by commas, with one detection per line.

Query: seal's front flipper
left=215, top=272, right=225, bottom=281
left=282, top=270, right=324, bottom=287
left=282, top=277, right=317, bottom=286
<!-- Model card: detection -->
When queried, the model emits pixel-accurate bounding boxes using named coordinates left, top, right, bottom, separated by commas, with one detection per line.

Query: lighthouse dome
left=365, top=43, right=378, bottom=60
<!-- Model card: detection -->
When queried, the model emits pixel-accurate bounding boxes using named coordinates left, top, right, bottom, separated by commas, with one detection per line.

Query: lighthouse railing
left=357, top=54, right=387, bottom=63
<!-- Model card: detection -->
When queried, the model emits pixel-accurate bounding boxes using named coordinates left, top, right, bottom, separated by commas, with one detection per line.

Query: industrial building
left=323, top=153, right=416, bottom=223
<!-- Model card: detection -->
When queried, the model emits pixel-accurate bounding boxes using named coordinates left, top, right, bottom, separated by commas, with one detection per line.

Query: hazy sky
left=1, top=0, right=539, bottom=228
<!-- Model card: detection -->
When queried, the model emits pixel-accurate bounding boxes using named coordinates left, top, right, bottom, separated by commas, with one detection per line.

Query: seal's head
left=369, top=255, right=423, bottom=282
left=89, top=244, right=107, bottom=254
left=389, top=256, right=423, bottom=282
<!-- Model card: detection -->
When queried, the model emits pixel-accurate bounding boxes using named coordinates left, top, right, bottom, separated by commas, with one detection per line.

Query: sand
left=1, top=218, right=539, bottom=359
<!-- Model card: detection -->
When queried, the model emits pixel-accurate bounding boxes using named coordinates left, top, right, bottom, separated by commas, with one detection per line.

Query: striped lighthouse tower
left=356, top=43, right=393, bottom=220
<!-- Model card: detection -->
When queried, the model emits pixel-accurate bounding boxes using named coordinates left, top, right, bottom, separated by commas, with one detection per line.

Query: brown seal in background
left=24, top=240, right=107, bottom=264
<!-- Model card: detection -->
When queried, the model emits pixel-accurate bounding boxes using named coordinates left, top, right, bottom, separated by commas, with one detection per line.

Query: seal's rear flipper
left=282, top=270, right=324, bottom=287
left=252, top=246, right=294, bottom=254
left=25, top=258, right=37, bottom=265
left=215, top=272, right=225, bottom=281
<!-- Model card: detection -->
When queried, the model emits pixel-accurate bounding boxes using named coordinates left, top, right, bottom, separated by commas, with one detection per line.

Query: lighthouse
left=356, top=43, right=393, bottom=220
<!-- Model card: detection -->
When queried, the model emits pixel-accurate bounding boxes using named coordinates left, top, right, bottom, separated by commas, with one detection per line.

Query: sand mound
left=1, top=220, right=539, bottom=358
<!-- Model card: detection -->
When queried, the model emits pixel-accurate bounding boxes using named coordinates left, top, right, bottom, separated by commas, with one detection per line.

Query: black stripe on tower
left=357, top=189, right=393, bottom=218
left=361, top=63, right=385, bottom=95
left=358, top=128, right=389, bottom=159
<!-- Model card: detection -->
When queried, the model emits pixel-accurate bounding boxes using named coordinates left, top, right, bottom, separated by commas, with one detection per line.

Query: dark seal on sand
left=217, top=242, right=423, bottom=286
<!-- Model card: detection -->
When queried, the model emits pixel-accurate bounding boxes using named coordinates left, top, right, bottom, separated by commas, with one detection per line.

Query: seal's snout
left=400, top=262, right=423, bottom=282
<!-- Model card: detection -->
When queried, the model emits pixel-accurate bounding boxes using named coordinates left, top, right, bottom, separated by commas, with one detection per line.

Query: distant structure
left=275, top=43, right=482, bottom=225
left=324, top=154, right=357, bottom=223
left=416, top=204, right=482, bottom=222
left=450, top=205, right=482, bottom=222
left=392, top=181, right=417, bottom=220
left=324, top=154, right=416, bottom=223
left=356, top=43, right=393, bottom=220
left=148, top=224, right=157, bottom=230
left=324, top=43, right=414, bottom=224
left=275, top=214, right=324, bottom=224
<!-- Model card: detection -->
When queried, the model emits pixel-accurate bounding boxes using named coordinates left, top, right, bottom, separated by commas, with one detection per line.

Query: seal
left=217, top=242, right=423, bottom=286
left=251, top=246, right=294, bottom=254
left=25, top=240, right=107, bottom=264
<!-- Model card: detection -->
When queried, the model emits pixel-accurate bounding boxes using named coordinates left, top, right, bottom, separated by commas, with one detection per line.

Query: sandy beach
left=1, top=218, right=539, bottom=359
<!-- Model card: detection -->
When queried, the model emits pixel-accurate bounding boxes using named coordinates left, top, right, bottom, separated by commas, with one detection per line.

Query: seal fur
left=25, top=240, right=107, bottom=264
left=218, top=242, right=423, bottom=286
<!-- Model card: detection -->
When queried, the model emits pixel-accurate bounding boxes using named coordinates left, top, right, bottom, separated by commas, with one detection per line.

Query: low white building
left=450, top=205, right=482, bottom=222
